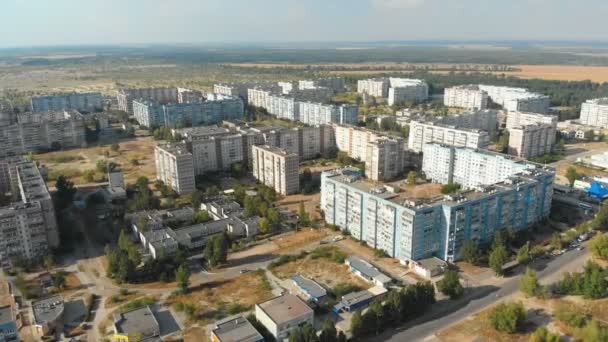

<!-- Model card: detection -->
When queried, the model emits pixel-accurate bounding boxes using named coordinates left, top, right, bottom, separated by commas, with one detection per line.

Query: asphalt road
left=383, top=246, right=590, bottom=342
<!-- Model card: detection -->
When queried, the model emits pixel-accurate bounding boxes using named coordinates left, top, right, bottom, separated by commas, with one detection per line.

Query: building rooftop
left=253, top=144, right=298, bottom=157
left=256, top=294, right=313, bottom=324
left=0, top=282, right=13, bottom=308
left=32, top=295, right=64, bottom=325
left=212, top=315, right=263, bottom=342
left=346, top=257, right=392, bottom=284
left=586, top=98, right=608, bottom=106
left=0, top=305, right=15, bottom=325
left=156, top=143, right=191, bottom=156
left=170, top=219, right=229, bottom=244
left=291, top=275, right=327, bottom=299
left=113, top=306, right=160, bottom=339
left=173, top=125, right=234, bottom=138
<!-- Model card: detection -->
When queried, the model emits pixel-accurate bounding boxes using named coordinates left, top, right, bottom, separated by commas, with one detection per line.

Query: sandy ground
left=278, top=193, right=322, bottom=220
left=35, top=136, right=157, bottom=186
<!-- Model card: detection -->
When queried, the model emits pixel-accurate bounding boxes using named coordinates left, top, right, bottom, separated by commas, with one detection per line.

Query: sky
left=1, top=0, right=607, bottom=47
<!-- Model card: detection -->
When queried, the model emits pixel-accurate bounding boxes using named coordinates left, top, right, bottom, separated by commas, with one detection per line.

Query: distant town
left=1, top=69, right=608, bottom=342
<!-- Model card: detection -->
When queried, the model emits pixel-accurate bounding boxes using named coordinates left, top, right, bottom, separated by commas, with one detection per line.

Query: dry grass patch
left=167, top=271, right=274, bottom=324
left=273, top=229, right=327, bottom=254
left=184, top=326, right=209, bottom=342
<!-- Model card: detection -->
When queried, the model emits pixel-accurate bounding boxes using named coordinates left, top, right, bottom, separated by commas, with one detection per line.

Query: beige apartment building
left=251, top=145, right=299, bottom=195
left=154, top=143, right=196, bottom=195
left=444, top=85, right=488, bottom=110
left=407, top=120, right=490, bottom=153
left=508, top=124, right=555, bottom=158
left=365, top=137, right=405, bottom=182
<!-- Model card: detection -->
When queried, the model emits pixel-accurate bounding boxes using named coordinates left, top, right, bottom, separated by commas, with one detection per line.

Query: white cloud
left=371, top=0, right=427, bottom=9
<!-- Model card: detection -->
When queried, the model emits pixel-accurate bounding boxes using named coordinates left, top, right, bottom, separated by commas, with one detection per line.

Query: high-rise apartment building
left=357, top=78, right=428, bottom=105
left=31, top=92, right=103, bottom=112
left=252, top=145, right=299, bottom=195
left=0, top=110, right=87, bottom=157
left=321, top=149, right=554, bottom=262
left=297, top=102, right=358, bottom=126
left=478, top=85, right=550, bottom=113
left=215, top=83, right=282, bottom=103
left=580, top=98, right=608, bottom=128
left=298, top=77, right=345, bottom=93
left=132, top=94, right=244, bottom=128
left=357, top=78, right=390, bottom=97
left=0, top=157, right=59, bottom=264
left=365, top=137, right=405, bottom=182
left=117, top=87, right=179, bottom=114
left=508, top=124, right=556, bottom=158
left=444, top=85, right=489, bottom=110
left=154, top=143, right=196, bottom=195
left=407, top=120, right=490, bottom=153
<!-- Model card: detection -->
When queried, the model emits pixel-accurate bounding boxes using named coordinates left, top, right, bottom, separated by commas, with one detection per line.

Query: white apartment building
left=436, top=110, right=498, bottom=133
left=266, top=95, right=299, bottom=121
left=0, top=110, right=87, bottom=157
left=365, top=137, right=405, bottom=181
left=251, top=145, right=299, bottom=195
left=407, top=120, right=490, bottom=153
left=580, top=98, right=608, bottom=128
left=297, top=102, right=358, bottom=126
left=117, top=87, right=179, bottom=114
left=478, top=85, right=550, bottom=113
left=422, top=143, right=537, bottom=189
left=278, top=81, right=296, bottom=95
left=508, top=124, right=555, bottom=158
left=387, top=78, right=429, bottom=105
left=31, top=92, right=103, bottom=112
left=444, top=85, right=489, bottom=110
left=357, top=78, right=390, bottom=97
left=298, top=77, right=345, bottom=93
left=154, top=143, right=196, bottom=195
left=506, top=111, right=558, bottom=131
left=0, top=157, right=59, bottom=264
left=215, top=82, right=281, bottom=103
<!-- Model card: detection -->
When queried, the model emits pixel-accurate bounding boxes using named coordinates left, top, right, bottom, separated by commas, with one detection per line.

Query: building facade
left=117, top=87, right=179, bottom=114
left=322, top=153, right=554, bottom=262
left=508, top=124, right=556, bottom=158
left=357, top=78, right=390, bottom=97
left=31, top=93, right=103, bottom=112
left=297, top=102, right=358, bottom=126
left=255, top=294, right=314, bottom=340
left=407, top=120, right=490, bottom=153
left=251, top=145, right=299, bottom=195
left=365, top=137, right=405, bottom=182
left=444, top=85, right=488, bottom=110
left=0, top=111, right=87, bottom=157
left=154, top=143, right=196, bottom=195
left=580, top=98, right=608, bottom=128
left=387, top=78, right=429, bottom=105
left=0, top=157, right=59, bottom=265
left=478, top=85, right=550, bottom=113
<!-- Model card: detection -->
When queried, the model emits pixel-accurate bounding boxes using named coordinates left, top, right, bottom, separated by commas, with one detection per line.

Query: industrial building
left=154, top=143, right=196, bottom=195
left=31, top=92, right=103, bottom=112
left=252, top=145, right=299, bottom=195
left=321, top=149, right=554, bottom=262
left=444, top=85, right=489, bottom=110
left=0, top=110, right=87, bottom=157
left=580, top=98, right=608, bottom=128
left=0, top=157, right=59, bottom=265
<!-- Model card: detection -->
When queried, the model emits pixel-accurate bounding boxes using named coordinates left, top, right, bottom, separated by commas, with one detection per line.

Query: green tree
left=459, top=240, right=482, bottom=265
left=554, top=302, right=587, bottom=328
left=406, top=171, right=417, bottom=185
left=243, top=196, right=256, bottom=217
left=528, top=326, right=561, bottom=342
left=581, top=320, right=608, bottom=342
left=566, top=166, right=582, bottom=187
left=489, top=244, right=509, bottom=276
left=83, top=169, right=96, bottom=182
left=258, top=217, right=270, bottom=234
left=550, top=233, right=563, bottom=251
left=441, top=183, right=461, bottom=194
left=298, top=202, right=311, bottom=227
left=111, top=143, right=120, bottom=152
left=582, top=261, right=608, bottom=299
left=319, top=319, right=338, bottom=342
left=175, top=264, right=190, bottom=294
left=517, top=244, right=531, bottom=265
left=496, top=132, right=510, bottom=153
left=589, top=233, right=608, bottom=260
left=267, top=208, right=281, bottom=231
left=437, top=269, right=464, bottom=299
left=55, top=175, right=76, bottom=210
left=489, top=301, right=527, bottom=334
left=196, top=210, right=211, bottom=223
left=351, top=311, right=364, bottom=338
left=520, top=268, right=539, bottom=297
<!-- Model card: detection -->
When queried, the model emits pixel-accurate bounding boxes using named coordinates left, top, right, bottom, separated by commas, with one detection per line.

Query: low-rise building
left=557, top=120, right=596, bottom=140
left=345, top=257, right=392, bottom=287
left=410, top=257, right=447, bottom=279
left=32, top=295, right=64, bottom=337
left=154, top=143, right=196, bottom=195
left=252, top=145, right=299, bottom=195
left=332, top=285, right=388, bottom=313
left=211, top=315, right=264, bottom=342
left=255, top=294, right=314, bottom=340
left=290, top=275, right=328, bottom=304
left=113, top=306, right=160, bottom=342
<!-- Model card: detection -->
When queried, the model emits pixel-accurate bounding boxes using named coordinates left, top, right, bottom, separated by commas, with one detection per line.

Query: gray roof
left=256, top=294, right=313, bottom=325
left=170, top=220, right=228, bottom=245
left=0, top=305, right=15, bottom=324
left=113, top=306, right=160, bottom=339
left=346, top=257, right=392, bottom=284
left=32, top=295, right=64, bottom=324
left=341, top=289, right=374, bottom=306
left=212, top=315, right=263, bottom=342
left=291, top=275, right=327, bottom=299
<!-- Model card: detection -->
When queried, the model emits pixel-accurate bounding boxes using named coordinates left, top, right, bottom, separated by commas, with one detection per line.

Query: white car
left=332, top=236, right=344, bottom=242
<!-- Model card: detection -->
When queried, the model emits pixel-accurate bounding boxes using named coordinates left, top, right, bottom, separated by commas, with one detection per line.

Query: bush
left=332, top=283, right=362, bottom=298
left=489, top=301, right=527, bottom=333
left=554, top=302, right=587, bottom=328
left=441, top=183, right=461, bottom=194
left=437, top=269, right=464, bottom=299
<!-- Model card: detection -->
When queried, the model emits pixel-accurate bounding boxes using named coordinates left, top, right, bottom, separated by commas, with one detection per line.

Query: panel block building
left=444, top=85, right=489, bottom=110
left=251, top=145, right=299, bottom=195
left=580, top=98, right=608, bottom=128
left=321, top=148, right=554, bottom=263
left=478, top=85, right=550, bottom=113
left=154, top=143, right=196, bottom=195
left=407, top=120, right=490, bottom=153
left=506, top=111, right=558, bottom=158
left=31, top=92, right=103, bottom=112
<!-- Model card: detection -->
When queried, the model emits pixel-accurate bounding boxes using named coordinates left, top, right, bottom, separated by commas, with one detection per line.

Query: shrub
left=489, top=301, right=527, bottom=333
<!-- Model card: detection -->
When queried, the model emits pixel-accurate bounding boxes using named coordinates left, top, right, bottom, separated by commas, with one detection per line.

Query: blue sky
left=1, top=0, right=607, bottom=47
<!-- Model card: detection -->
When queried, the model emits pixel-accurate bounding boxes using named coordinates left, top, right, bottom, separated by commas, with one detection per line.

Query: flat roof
left=291, top=275, right=327, bottom=299
left=253, top=144, right=298, bottom=157
left=113, top=306, right=159, bottom=338
left=416, top=257, right=447, bottom=270
left=0, top=305, right=15, bottom=325
left=346, top=257, right=392, bottom=284
left=32, top=295, right=64, bottom=324
left=212, top=315, right=263, bottom=342
left=256, top=294, right=313, bottom=324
